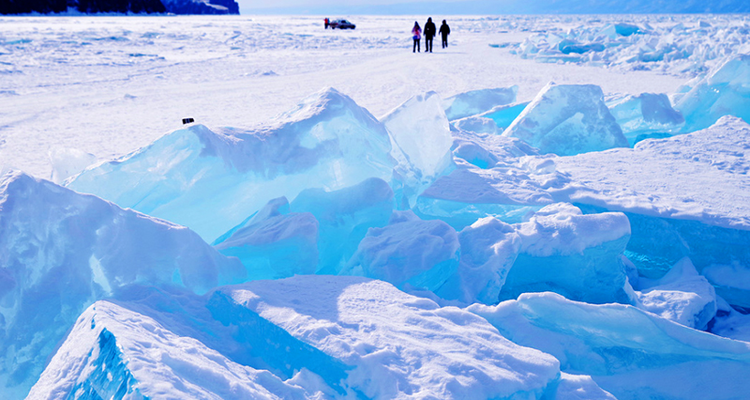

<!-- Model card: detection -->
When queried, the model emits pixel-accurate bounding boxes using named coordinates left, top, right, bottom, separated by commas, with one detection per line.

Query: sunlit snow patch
left=219, top=275, right=562, bottom=400
left=635, top=257, right=717, bottom=330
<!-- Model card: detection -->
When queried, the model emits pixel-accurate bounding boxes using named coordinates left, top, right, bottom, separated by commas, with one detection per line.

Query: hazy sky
left=236, top=0, right=750, bottom=15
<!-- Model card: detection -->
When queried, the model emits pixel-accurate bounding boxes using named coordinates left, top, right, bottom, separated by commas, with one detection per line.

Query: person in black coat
left=439, top=20, right=450, bottom=48
left=424, top=17, right=436, bottom=53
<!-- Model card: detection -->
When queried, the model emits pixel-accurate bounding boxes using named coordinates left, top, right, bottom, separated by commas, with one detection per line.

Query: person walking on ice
left=412, top=21, right=422, bottom=53
left=439, top=20, right=450, bottom=48
left=424, top=17, right=436, bottom=53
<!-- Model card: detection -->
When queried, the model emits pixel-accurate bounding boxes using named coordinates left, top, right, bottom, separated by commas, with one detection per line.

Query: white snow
left=512, top=15, right=750, bottom=77
left=553, top=116, right=750, bottom=229
left=469, top=291, right=750, bottom=400
left=27, top=301, right=319, bottom=400
left=220, top=276, right=561, bottom=400
left=0, top=15, right=685, bottom=180
left=2, top=13, right=750, bottom=400
left=635, top=257, right=717, bottom=330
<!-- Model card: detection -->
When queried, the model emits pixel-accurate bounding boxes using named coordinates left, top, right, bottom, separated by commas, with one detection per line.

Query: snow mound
left=415, top=138, right=565, bottom=230
left=436, top=216, right=521, bottom=305
left=438, top=203, right=633, bottom=306
left=676, top=54, right=750, bottom=132
left=344, top=210, right=460, bottom=292
left=607, top=92, right=685, bottom=145
left=469, top=291, right=750, bottom=400
left=635, top=257, right=717, bottom=330
left=28, top=301, right=316, bottom=400
left=555, top=373, right=617, bottom=400
left=67, top=88, right=395, bottom=242
left=0, top=172, right=243, bottom=399
left=442, top=86, right=517, bottom=121
left=502, top=203, right=634, bottom=304
left=503, top=83, right=628, bottom=156
left=452, top=116, right=500, bottom=135
left=553, top=117, right=750, bottom=297
left=220, top=276, right=561, bottom=400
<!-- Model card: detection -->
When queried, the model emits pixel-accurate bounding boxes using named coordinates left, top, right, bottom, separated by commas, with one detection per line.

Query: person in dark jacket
left=424, top=17, right=436, bottom=53
left=412, top=21, right=422, bottom=53
left=439, top=20, right=450, bottom=48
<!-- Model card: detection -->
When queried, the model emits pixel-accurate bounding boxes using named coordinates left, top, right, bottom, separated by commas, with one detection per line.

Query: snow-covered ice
left=2, top=13, right=750, bottom=400
left=635, top=257, right=717, bottom=330
left=219, top=276, right=561, bottom=400
left=469, top=292, right=750, bottom=400
left=28, top=301, right=318, bottom=400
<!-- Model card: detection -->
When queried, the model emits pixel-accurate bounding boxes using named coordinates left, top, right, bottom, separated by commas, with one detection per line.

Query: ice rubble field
left=2, top=14, right=750, bottom=400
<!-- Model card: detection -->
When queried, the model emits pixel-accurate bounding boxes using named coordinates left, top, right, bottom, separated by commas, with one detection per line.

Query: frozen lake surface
left=3, top=13, right=750, bottom=400
left=0, top=14, right=696, bottom=178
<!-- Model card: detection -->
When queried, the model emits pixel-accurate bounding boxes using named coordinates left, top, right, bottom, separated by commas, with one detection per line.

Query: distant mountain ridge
left=0, top=0, right=239, bottom=14
left=249, top=0, right=750, bottom=15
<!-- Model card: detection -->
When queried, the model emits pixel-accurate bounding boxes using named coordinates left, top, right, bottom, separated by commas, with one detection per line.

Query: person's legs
left=442, top=37, right=447, bottom=48
left=428, top=38, right=433, bottom=52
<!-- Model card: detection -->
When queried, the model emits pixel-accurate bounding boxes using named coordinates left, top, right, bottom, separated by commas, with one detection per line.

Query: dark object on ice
left=424, top=17, right=436, bottom=52
left=325, top=18, right=329, bottom=29
left=182, top=118, right=195, bottom=125
left=329, top=19, right=356, bottom=29
left=440, top=20, right=450, bottom=49
left=0, top=0, right=239, bottom=15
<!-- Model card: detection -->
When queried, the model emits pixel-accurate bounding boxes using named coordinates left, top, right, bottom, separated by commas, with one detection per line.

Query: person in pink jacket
left=412, top=21, right=422, bottom=53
